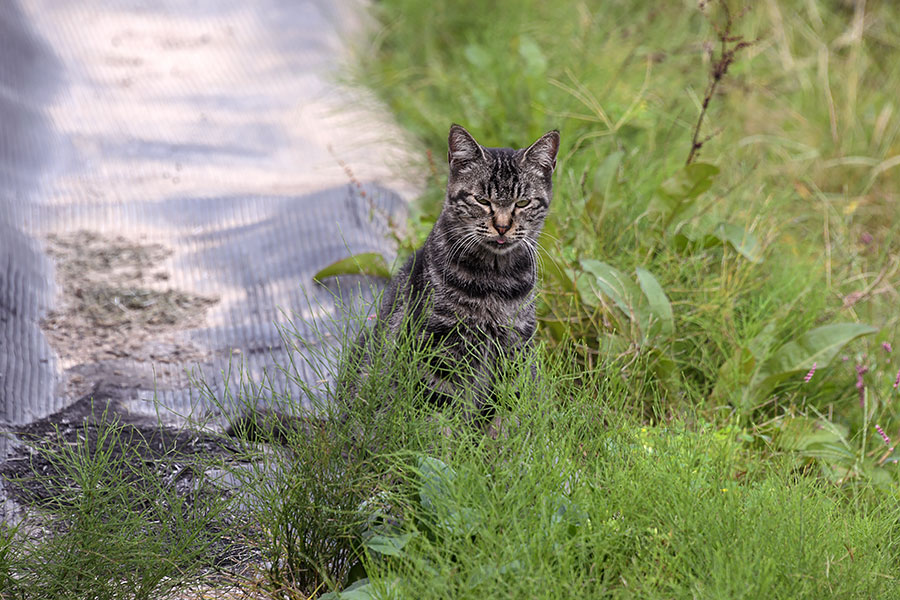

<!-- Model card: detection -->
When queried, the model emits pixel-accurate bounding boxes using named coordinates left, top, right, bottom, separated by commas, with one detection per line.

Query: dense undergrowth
left=355, top=0, right=900, bottom=483
left=332, top=0, right=900, bottom=597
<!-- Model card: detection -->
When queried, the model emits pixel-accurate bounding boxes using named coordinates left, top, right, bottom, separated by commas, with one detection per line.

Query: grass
left=365, top=382, right=900, bottom=599
left=5, top=0, right=900, bottom=598
left=1, top=409, right=234, bottom=600
left=212, top=331, right=900, bottom=599
left=357, top=0, right=900, bottom=463
left=341, top=0, right=900, bottom=596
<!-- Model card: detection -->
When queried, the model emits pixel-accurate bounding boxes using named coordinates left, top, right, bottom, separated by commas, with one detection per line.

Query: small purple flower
left=803, top=362, right=816, bottom=383
left=883, top=342, right=893, bottom=354
left=894, top=368, right=900, bottom=389
left=876, top=425, right=891, bottom=446
left=860, top=232, right=874, bottom=245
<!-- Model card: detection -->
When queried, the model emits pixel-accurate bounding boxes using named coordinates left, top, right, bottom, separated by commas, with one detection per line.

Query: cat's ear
left=521, top=130, right=560, bottom=176
left=448, top=124, right=486, bottom=171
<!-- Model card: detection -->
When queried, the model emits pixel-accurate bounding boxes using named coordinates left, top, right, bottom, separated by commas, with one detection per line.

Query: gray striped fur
left=363, top=124, right=559, bottom=416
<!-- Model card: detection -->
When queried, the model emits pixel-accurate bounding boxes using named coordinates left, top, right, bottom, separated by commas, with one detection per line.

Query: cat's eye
left=515, top=199, right=531, bottom=208
left=474, top=197, right=491, bottom=206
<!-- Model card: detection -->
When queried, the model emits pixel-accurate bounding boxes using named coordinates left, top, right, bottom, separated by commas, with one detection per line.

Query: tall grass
left=362, top=366, right=900, bottom=598
left=1, top=411, right=231, bottom=600
left=357, top=0, right=900, bottom=480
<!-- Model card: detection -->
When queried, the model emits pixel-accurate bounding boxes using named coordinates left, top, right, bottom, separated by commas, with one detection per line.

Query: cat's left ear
left=521, top=130, right=560, bottom=177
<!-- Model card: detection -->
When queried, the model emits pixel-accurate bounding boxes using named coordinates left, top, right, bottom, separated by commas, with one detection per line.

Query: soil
left=2, top=394, right=238, bottom=506
left=40, top=230, right=218, bottom=400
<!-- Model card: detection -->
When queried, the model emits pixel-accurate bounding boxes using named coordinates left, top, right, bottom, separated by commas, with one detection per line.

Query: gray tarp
left=0, top=0, right=415, bottom=463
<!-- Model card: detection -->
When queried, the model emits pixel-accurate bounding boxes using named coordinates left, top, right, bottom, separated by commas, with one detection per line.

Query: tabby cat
left=356, top=124, right=559, bottom=418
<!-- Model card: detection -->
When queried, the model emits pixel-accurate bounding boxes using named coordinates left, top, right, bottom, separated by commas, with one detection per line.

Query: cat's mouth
left=487, top=235, right=518, bottom=252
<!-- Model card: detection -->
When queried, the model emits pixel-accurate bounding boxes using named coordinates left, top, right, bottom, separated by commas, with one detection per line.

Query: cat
left=349, top=124, right=560, bottom=419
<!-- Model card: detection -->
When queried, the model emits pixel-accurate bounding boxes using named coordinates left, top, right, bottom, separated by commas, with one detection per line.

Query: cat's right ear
left=448, top=124, right=486, bottom=172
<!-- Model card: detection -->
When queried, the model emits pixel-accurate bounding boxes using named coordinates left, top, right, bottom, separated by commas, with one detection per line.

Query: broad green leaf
left=365, top=532, right=416, bottom=558
left=313, top=253, right=391, bottom=282
left=675, top=220, right=763, bottom=264
left=575, top=272, right=602, bottom=309
left=417, top=455, right=456, bottom=513
left=319, top=578, right=377, bottom=600
left=778, top=417, right=848, bottom=451
left=635, top=267, right=674, bottom=337
left=416, top=457, right=482, bottom=536
left=712, top=347, right=755, bottom=403
left=437, top=506, right=481, bottom=537
left=649, top=163, right=719, bottom=222
left=580, top=260, right=655, bottom=341
left=752, top=323, right=878, bottom=395
left=659, top=163, right=720, bottom=200
left=777, top=417, right=854, bottom=464
left=747, top=322, right=777, bottom=361
left=711, top=222, right=763, bottom=263
left=470, top=561, right=524, bottom=587
left=650, top=348, right=680, bottom=388
left=579, top=259, right=643, bottom=321
left=712, top=323, right=775, bottom=403
left=599, top=333, right=632, bottom=358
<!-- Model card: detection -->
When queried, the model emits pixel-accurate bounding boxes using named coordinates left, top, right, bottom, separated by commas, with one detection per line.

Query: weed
left=1, top=408, right=231, bottom=599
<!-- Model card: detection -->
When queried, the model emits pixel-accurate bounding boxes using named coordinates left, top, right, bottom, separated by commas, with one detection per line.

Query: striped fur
left=369, top=124, right=559, bottom=415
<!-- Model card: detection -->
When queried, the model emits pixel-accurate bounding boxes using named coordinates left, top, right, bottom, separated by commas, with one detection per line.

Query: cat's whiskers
left=443, top=230, right=480, bottom=285
left=522, top=237, right=540, bottom=287
left=537, top=230, right=562, bottom=245
left=444, top=233, right=482, bottom=287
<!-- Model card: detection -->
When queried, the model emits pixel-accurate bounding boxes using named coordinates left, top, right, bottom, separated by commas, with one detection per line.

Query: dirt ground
left=40, top=230, right=218, bottom=401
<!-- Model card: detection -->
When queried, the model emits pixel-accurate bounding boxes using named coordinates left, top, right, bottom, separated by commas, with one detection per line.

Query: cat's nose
left=494, top=223, right=510, bottom=235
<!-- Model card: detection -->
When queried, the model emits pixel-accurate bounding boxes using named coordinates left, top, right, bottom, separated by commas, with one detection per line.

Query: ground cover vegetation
left=3, top=1, right=900, bottom=598
left=331, top=0, right=900, bottom=596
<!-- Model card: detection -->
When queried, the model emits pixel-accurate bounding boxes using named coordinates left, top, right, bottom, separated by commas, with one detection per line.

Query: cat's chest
left=434, top=293, right=533, bottom=341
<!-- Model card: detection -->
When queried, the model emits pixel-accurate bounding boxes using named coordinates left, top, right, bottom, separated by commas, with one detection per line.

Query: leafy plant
left=716, top=322, right=878, bottom=415
left=314, top=252, right=392, bottom=282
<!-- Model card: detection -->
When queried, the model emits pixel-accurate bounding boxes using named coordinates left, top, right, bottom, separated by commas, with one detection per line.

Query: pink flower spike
left=876, top=425, right=891, bottom=446
left=803, top=362, right=816, bottom=383
left=894, top=368, right=900, bottom=389
left=883, top=342, right=893, bottom=353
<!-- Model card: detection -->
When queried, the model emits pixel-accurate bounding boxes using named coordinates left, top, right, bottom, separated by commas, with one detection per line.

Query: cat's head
left=441, top=124, right=559, bottom=254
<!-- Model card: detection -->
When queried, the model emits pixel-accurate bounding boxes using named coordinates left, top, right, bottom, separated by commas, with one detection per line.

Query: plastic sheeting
left=0, top=0, right=415, bottom=453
